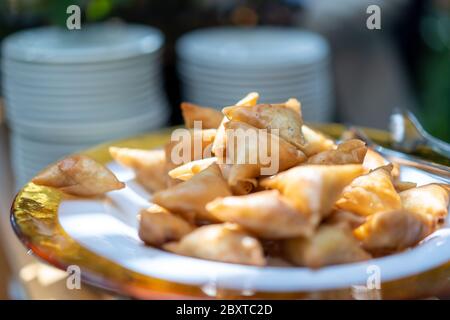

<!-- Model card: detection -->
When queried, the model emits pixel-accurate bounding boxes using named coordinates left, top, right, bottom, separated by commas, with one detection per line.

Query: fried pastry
left=283, top=225, right=371, bottom=268
left=306, top=139, right=367, bottom=165
left=109, top=147, right=166, bottom=192
left=223, top=121, right=306, bottom=190
left=163, top=223, right=266, bottom=266
left=212, top=92, right=259, bottom=159
left=32, top=155, right=124, bottom=196
left=394, top=181, right=417, bottom=192
left=181, top=102, right=223, bottom=129
left=206, top=190, right=314, bottom=239
left=152, top=163, right=232, bottom=222
left=325, top=210, right=367, bottom=229
left=222, top=102, right=304, bottom=148
left=168, top=157, right=217, bottom=181
left=400, top=184, right=449, bottom=223
left=217, top=163, right=257, bottom=195
left=300, top=125, right=336, bottom=156
left=353, top=210, right=435, bottom=254
left=362, top=148, right=387, bottom=172
left=261, top=164, right=363, bottom=226
left=138, top=204, right=194, bottom=246
left=336, top=165, right=402, bottom=216
left=165, top=128, right=217, bottom=186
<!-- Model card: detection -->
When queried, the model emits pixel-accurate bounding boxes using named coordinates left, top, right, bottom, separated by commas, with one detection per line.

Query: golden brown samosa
left=217, top=162, right=257, bottom=195
left=164, top=128, right=217, bottom=186
left=306, top=139, right=367, bottom=165
left=362, top=148, right=387, bottom=172
left=152, top=163, right=231, bottom=222
left=353, top=210, right=435, bottom=254
left=283, top=225, right=371, bottom=268
left=400, top=184, right=449, bottom=223
left=261, top=164, right=363, bottom=226
left=300, top=125, right=336, bottom=156
left=180, top=102, right=223, bottom=129
left=394, top=181, right=417, bottom=192
left=212, top=92, right=259, bottom=159
left=109, top=147, right=166, bottom=192
left=163, top=223, right=266, bottom=266
left=168, top=157, right=217, bottom=181
left=33, top=155, right=124, bottom=196
left=325, top=210, right=367, bottom=230
left=222, top=103, right=304, bottom=148
left=206, top=190, right=314, bottom=239
left=336, top=165, right=402, bottom=216
left=138, top=204, right=194, bottom=247
left=224, top=121, right=306, bottom=191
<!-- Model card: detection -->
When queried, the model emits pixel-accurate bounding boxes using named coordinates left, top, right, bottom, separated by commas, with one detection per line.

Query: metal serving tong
left=390, top=108, right=450, bottom=159
left=348, top=126, right=450, bottom=184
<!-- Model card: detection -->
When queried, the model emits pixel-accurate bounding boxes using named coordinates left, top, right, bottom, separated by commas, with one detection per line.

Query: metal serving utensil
left=348, top=126, right=450, bottom=184
left=389, top=108, right=450, bottom=159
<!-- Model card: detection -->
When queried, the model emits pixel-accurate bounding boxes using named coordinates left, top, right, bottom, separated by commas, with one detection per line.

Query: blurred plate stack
left=177, top=27, right=333, bottom=122
left=1, top=23, right=169, bottom=187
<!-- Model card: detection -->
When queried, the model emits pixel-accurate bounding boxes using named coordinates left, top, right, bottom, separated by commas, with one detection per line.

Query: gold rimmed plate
left=10, top=125, right=450, bottom=299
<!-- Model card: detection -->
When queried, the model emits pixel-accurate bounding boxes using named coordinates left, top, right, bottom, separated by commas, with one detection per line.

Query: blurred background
left=0, top=0, right=448, bottom=299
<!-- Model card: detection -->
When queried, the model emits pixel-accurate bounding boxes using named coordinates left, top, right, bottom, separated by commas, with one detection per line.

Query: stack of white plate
left=1, top=23, right=169, bottom=187
left=177, top=27, right=333, bottom=122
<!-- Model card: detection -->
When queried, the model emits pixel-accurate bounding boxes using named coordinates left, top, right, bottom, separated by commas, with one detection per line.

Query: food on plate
left=394, top=181, right=417, bottom=192
left=353, top=210, right=435, bottom=254
left=152, top=163, right=232, bottom=223
left=299, top=125, right=336, bottom=156
left=43, top=92, right=448, bottom=268
left=212, top=92, right=259, bottom=159
left=32, top=155, right=124, bottom=196
left=168, top=157, right=217, bottom=181
left=222, top=101, right=304, bottom=148
left=164, top=128, right=216, bottom=186
left=260, top=164, right=363, bottom=227
left=138, top=204, right=194, bottom=246
left=206, top=190, right=314, bottom=239
left=400, top=184, right=449, bottom=224
left=362, top=148, right=387, bottom=172
left=336, top=165, right=402, bottom=216
left=181, top=102, right=223, bottom=129
left=325, top=210, right=366, bottom=229
left=306, top=139, right=367, bottom=165
left=283, top=225, right=371, bottom=268
left=163, top=223, right=266, bottom=266
left=217, top=162, right=258, bottom=195
left=109, top=147, right=166, bottom=192
left=224, top=120, right=306, bottom=191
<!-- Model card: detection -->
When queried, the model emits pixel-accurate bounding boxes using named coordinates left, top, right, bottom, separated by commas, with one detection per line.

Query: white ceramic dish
left=52, top=161, right=450, bottom=293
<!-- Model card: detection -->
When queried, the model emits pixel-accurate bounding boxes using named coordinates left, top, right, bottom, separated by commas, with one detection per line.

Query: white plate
left=3, top=86, right=166, bottom=107
left=2, top=23, right=164, bottom=64
left=54, top=162, right=450, bottom=292
left=2, top=65, right=162, bottom=88
left=9, top=107, right=169, bottom=143
left=177, top=59, right=330, bottom=81
left=3, top=75, right=163, bottom=96
left=180, top=77, right=332, bottom=98
left=2, top=51, right=162, bottom=73
left=176, top=27, right=329, bottom=68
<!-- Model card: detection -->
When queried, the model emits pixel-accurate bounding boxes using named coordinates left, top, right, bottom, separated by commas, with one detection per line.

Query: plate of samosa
left=11, top=93, right=450, bottom=299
